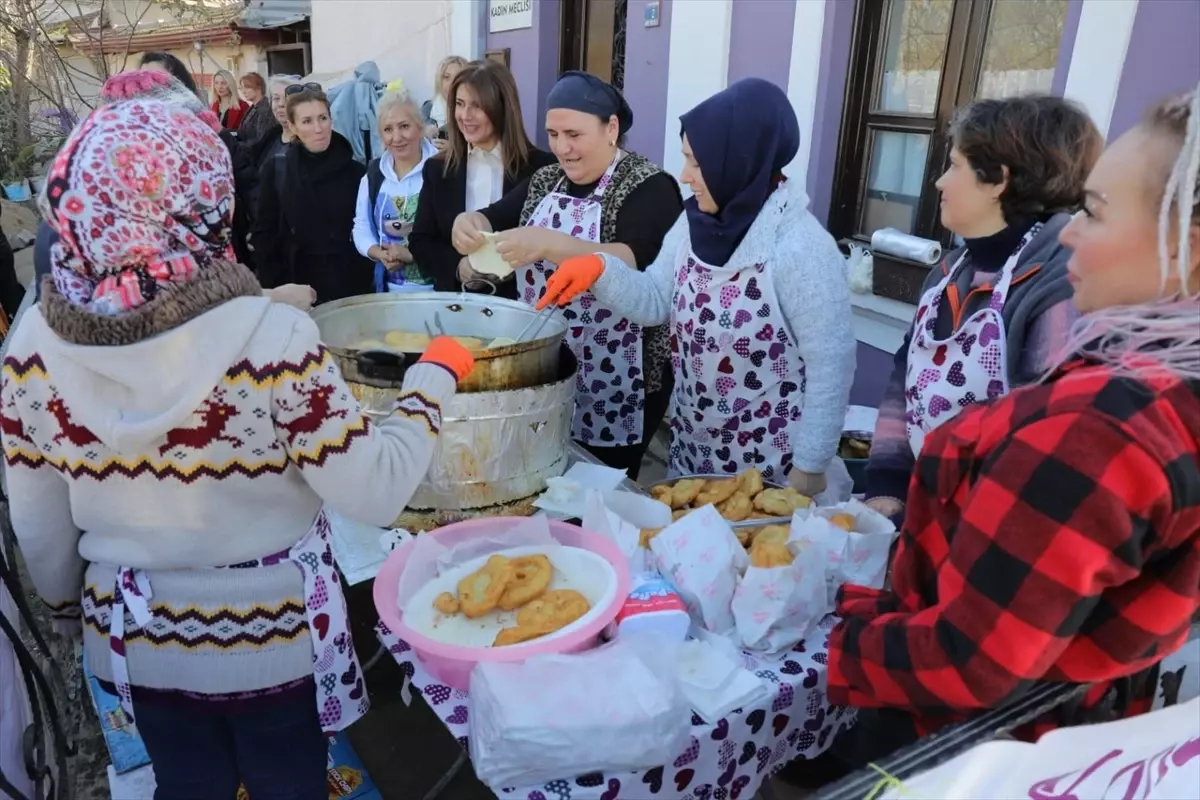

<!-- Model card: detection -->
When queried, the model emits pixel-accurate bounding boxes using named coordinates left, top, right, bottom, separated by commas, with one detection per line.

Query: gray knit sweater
left=591, top=179, right=855, bottom=473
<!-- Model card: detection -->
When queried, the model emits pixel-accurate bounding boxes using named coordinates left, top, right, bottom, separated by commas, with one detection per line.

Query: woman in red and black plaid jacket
left=827, top=86, right=1200, bottom=764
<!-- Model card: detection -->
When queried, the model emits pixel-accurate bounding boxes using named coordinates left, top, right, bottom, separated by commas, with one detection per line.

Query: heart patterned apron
left=905, top=224, right=1041, bottom=456
left=107, top=510, right=368, bottom=734
left=668, top=241, right=804, bottom=483
left=519, top=154, right=644, bottom=447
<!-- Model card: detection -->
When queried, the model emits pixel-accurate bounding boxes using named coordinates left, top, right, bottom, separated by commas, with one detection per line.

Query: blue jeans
left=132, top=694, right=327, bottom=800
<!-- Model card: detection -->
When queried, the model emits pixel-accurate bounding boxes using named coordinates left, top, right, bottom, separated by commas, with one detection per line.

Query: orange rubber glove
left=535, top=254, right=605, bottom=310
left=418, top=336, right=476, bottom=382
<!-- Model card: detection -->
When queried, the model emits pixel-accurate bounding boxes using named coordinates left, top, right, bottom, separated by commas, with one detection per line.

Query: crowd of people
left=0, top=44, right=1196, bottom=799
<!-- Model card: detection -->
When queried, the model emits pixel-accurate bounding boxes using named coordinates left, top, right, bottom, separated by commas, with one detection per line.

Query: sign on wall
left=489, top=0, right=533, bottom=34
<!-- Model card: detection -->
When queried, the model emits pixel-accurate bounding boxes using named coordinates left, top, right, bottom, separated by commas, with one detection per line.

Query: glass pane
left=877, top=0, right=954, bottom=115
left=858, top=130, right=931, bottom=237
left=584, top=0, right=617, bottom=84
left=977, top=0, right=1071, bottom=98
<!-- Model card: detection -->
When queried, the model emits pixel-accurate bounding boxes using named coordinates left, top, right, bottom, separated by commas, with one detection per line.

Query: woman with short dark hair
left=138, top=51, right=197, bottom=94
left=828, top=84, right=1200, bottom=765
left=863, top=94, right=1104, bottom=523
left=254, top=86, right=373, bottom=303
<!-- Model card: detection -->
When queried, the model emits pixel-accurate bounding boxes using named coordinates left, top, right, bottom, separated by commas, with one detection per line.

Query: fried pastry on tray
left=432, top=592, right=460, bottom=615
left=749, top=524, right=791, bottom=547
left=753, top=487, right=812, bottom=517
left=672, top=508, right=694, bottom=522
left=516, top=589, right=591, bottom=630
left=828, top=512, right=857, bottom=532
left=497, top=554, right=553, bottom=611
left=650, top=484, right=673, bottom=504
left=639, top=527, right=662, bottom=548
left=695, top=478, right=739, bottom=507
left=749, top=540, right=794, bottom=568
left=737, top=468, right=765, bottom=497
left=493, top=623, right=557, bottom=647
left=670, top=478, right=706, bottom=509
left=456, top=554, right=514, bottom=618
left=716, top=491, right=753, bottom=522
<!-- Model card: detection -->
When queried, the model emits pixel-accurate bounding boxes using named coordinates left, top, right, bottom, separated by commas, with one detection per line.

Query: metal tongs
left=512, top=304, right=557, bottom=344
left=423, top=311, right=446, bottom=340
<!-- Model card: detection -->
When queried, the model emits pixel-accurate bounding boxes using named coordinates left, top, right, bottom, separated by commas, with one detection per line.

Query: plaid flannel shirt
left=828, top=359, right=1200, bottom=740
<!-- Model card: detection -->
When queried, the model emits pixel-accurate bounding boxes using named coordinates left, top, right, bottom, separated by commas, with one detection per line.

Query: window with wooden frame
left=830, top=0, right=1070, bottom=303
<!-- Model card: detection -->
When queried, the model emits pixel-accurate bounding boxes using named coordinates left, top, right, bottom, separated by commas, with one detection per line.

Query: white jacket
left=351, top=138, right=438, bottom=257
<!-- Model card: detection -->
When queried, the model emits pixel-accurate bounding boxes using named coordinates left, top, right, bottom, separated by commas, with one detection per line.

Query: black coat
left=409, top=147, right=556, bottom=299
left=253, top=132, right=373, bottom=304
left=0, top=207, right=21, bottom=319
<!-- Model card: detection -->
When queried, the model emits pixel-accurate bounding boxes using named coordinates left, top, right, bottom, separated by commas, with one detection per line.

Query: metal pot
left=352, top=347, right=578, bottom=528
left=310, top=292, right=567, bottom=393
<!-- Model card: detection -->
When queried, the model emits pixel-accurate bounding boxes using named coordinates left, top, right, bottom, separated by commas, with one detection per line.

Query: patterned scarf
left=98, top=70, right=222, bottom=133
left=40, top=95, right=235, bottom=314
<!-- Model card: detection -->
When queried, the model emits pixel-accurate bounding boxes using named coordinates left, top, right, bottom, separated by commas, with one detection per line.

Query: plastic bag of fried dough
left=395, top=514, right=557, bottom=609
left=731, top=533, right=830, bottom=657
left=790, top=500, right=897, bottom=605
left=649, top=505, right=748, bottom=636
left=469, top=636, right=690, bottom=789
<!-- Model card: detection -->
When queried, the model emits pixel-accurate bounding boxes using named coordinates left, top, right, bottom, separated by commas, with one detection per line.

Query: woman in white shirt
left=423, top=55, right=467, bottom=140
left=410, top=60, right=555, bottom=299
left=351, top=90, right=439, bottom=292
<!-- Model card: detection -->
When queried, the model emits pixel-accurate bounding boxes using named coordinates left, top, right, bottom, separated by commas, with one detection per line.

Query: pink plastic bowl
left=372, top=517, right=631, bottom=690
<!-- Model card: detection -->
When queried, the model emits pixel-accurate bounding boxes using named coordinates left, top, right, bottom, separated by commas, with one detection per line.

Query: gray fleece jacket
left=591, top=179, right=855, bottom=474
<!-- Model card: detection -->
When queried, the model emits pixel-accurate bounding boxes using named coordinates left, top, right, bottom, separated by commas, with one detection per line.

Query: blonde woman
left=827, top=85, right=1200, bottom=764
left=353, top=90, right=439, bottom=292
left=423, top=55, right=467, bottom=140
left=210, top=68, right=248, bottom=130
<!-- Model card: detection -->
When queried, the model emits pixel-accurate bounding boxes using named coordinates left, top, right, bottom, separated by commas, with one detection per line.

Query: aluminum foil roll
left=870, top=228, right=942, bottom=265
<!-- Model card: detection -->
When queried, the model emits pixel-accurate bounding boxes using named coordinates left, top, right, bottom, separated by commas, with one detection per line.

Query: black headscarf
left=546, top=71, right=633, bottom=136
left=679, top=78, right=799, bottom=266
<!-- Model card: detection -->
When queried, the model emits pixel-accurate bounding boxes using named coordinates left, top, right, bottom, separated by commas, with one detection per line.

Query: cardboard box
left=83, top=663, right=151, bottom=774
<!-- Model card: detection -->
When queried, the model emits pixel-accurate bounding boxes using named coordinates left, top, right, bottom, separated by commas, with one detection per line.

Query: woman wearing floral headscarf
left=32, top=69, right=315, bottom=310
left=1, top=97, right=475, bottom=796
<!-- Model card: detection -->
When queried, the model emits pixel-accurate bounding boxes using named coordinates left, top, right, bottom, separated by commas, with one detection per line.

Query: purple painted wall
left=727, top=0, right=796, bottom=89
left=849, top=342, right=893, bottom=409
left=806, top=0, right=856, bottom=226
left=534, top=0, right=563, bottom=148
left=1108, top=0, right=1200, bottom=141
left=624, top=0, right=673, bottom=164
left=486, top=0, right=562, bottom=147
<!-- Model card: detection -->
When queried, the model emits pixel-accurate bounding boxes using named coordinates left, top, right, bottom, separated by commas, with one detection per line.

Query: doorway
left=266, top=43, right=310, bottom=78
left=559, top=0, right=628, bottom=89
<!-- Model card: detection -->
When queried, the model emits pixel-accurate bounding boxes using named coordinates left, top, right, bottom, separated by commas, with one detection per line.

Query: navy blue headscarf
left=680, top=78, right=799, bottom=266
left=547, top=71, right=633, bottom=136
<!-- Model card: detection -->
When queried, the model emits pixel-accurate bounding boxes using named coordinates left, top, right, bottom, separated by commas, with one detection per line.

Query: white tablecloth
left=376, top=616, right=855, bottom=800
